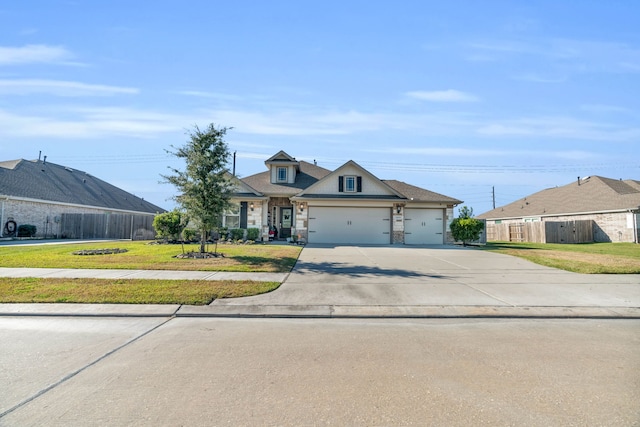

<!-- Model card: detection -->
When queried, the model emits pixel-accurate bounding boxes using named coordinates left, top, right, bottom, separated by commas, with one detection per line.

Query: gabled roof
left=264, top=150, right=300, bottom=169
left=383, top=180, right=463, bottom=204
left=478, top=175, right=640, bottom=220
left=240, top=160, right=331, bottom=196
left=0, top=159, right=164, bottom=213
left=226, top=172, right=264, bottom=198
left=296, top=160, right=404, bottom=199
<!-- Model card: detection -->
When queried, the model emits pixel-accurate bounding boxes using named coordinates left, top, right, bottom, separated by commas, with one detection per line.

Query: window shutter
left=338, top=176, right=344, bottom=192
left=357, top=176, right=362, bottom=192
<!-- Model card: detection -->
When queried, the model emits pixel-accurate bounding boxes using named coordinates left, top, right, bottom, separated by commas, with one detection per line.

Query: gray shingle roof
left=477, top=175, right=640, bottom=219
left=382, top=180, right=463, bottom=204
left=237, top=158, right=462, bottom=204
left=240, top=160, right=331, bottom=195
left=0, top=159, right=165, bottom=213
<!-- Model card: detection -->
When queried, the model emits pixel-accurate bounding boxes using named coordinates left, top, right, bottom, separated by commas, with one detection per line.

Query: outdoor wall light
left=250, top=202, right=254, bottom=211
left=299, top=203, right=305, bottom=212
left=397, top=206, right=402, bottom=214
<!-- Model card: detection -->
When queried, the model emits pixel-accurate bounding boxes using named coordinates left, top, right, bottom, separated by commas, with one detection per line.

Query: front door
left=280, top=207, right=293, bottom=239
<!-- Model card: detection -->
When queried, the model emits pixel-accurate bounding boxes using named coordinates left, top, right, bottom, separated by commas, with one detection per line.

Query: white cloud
left=364, top=146, right=596, bottom=160
left=173, top=90, right=244, bottom=101
left=476, top=116, right=640, bottom=142
left=0, top=107, right=191, bottom=139
left=513, top=73, right=566, bottom=83
left=405, top=90, right=478, bottom=102
left=0, top=79, right=139, bottom=96
left=465, top=38, right=640, bottom=74
left=0, top=44, right=74, bottom=65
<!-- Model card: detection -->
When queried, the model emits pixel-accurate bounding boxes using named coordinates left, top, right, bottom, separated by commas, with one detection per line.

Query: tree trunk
left=200, top=228, right=207, bottom=253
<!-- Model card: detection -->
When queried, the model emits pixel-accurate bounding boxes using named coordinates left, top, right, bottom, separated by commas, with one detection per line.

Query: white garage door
left=308, top=207, right=391, bottom=244
left=404, top=209, right=444, bottom=244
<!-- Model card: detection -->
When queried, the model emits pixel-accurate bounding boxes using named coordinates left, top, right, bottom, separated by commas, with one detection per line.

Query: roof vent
left=65, top=167, right=74, bottom=172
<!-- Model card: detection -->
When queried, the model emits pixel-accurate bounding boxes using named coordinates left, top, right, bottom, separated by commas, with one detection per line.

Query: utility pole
left=492, top=186, right=496, bottom=209
left=232, top=151, right=237, bottom=176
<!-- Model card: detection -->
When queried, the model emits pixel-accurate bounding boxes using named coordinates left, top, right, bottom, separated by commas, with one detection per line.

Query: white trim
left=344, top=175, right=356, bottom=192
left=276, top=166, right=288, bottom=183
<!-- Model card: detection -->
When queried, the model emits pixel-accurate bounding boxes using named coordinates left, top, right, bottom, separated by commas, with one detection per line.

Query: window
left=224, top=204, right=240, bottom=228
left=338, top=175, right=362, bottom=193
left=277, top=167, right=287, bottom=182
left=345, top=176, right=356, bottom=192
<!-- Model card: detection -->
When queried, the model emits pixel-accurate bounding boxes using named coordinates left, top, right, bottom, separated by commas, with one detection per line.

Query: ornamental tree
left=153, top=209, right=187, bottom=241
left=450, top=205, right=484, bottom=246
left=162, top=124, right=233, bottom=253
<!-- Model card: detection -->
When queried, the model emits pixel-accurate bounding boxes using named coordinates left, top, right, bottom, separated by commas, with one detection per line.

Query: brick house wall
left=484, top=211, right=639, bottom=243
left=1, top=198, right=155, bottom=239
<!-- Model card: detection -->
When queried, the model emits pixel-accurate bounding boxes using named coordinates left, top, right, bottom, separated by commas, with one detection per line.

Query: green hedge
left=17, top=224, right=37, bottom=237
left=247, top=228, right=260, bottom=241
left=230, top=228, right=245, bottom=240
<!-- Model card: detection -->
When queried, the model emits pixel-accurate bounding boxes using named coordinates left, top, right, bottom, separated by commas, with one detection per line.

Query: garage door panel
left=308, top=207, right=391, bottom=244
left=404, top=209, right=444, bottom=245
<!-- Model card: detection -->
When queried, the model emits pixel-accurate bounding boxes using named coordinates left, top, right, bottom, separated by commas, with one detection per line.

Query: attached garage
left=308, top=207, right=391, bottom=244
left=404, top=208, right=445, bottom=244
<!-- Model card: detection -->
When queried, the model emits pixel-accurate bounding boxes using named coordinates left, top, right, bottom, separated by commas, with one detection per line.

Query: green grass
left=482, top=242, right=640, bottom=274
left=0, top=241, right=302, bottom=272
left=0, top=277, right=280, bottom=305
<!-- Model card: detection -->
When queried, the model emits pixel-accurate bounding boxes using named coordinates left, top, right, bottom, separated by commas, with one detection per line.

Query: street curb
left=1, top=304, right=639, bottom=319
left=179, top=305, right=640, bottom=319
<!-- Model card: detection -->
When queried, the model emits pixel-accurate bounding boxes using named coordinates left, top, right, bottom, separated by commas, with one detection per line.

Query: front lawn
left=0, top=277, right=279, bottom=304
left=482, top=242, right=640, bottom=274
left=0, top=241, right=302, bottom=272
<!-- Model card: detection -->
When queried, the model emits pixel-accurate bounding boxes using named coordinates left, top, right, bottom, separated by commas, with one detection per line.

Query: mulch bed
left=173, top=252, right=225, bottom=259
left=73, top=248, right=129, bottom=256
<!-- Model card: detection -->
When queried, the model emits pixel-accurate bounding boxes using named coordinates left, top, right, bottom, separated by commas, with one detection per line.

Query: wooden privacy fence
left=60, top=213, right=156, bottom=240
left=485, top=220, right=593, bottom=244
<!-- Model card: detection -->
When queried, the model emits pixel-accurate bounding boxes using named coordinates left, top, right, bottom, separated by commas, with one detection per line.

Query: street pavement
left=1, top=244, right=639, bottom=425
left=1, top=317, right=639, bottom=425
left=0, top=244, right=639, bottom=318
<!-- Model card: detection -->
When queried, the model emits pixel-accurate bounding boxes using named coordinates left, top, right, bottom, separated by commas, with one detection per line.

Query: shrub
left=215, top=226, right=228, bottom=241
left=183, top=228, right=197, bottom=242
left=230, top=228, right=245, bottom=241
left=153, top=210, right=186, bottom=241
left=17, top=224, right=37, bottom=237
left=450, top=218, right=484, bottom=246
left=246, top=228, right=260, bottom=241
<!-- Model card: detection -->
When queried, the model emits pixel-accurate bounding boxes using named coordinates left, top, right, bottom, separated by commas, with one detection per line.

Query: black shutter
left=338, top=176, right=344, bottom=192
left=240, top=202, right=248, bottom=229
left=357, top=176, right=362, bottom=192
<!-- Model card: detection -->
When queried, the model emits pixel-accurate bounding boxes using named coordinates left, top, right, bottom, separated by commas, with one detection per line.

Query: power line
left=49, top=152, right=638, bottom=174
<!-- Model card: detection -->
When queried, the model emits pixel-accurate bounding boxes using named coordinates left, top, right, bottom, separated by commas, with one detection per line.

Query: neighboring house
left=477, top=176, right=640, bottom=243
left=0, top=158, right=165, bottom=239
left=226, top=151, right=462, bottom=244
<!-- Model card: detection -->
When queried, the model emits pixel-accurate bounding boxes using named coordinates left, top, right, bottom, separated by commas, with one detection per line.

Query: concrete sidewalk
left=1, top=243, right=639, bottom=319
left=0, top=267, right=287, bottom=282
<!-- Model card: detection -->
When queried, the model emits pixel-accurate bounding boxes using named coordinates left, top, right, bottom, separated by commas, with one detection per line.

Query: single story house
left=0, top=158, right=165, bottom=239
left=477, top=176, right=640, bottom=243
left=227, top=151, right=462, bottom=245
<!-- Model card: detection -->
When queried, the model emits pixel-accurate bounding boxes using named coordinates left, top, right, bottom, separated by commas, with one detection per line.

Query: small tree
left=450, top=205, right=484, bottom=246
left=153, top=209, right=187, bottom=241
left=162, top=124, right=233, bottom=253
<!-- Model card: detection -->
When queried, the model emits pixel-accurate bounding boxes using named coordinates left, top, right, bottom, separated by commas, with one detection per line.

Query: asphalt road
left=2, top=317, right=639, bottom=426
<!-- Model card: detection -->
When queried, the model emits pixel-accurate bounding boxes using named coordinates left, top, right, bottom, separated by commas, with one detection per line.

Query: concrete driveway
left=211, top=245, right=640, bottom=310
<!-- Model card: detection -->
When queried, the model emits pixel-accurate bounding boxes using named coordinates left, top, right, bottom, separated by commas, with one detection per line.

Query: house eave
left=291, top=194, right=407, bottom=202
left=482, top=207, right=639, bottom=221
left=0, top=194, right=161, bottom=215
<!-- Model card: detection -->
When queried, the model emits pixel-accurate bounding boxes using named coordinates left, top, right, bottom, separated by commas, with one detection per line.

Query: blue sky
left=1, top=1, right=639, bottom=215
